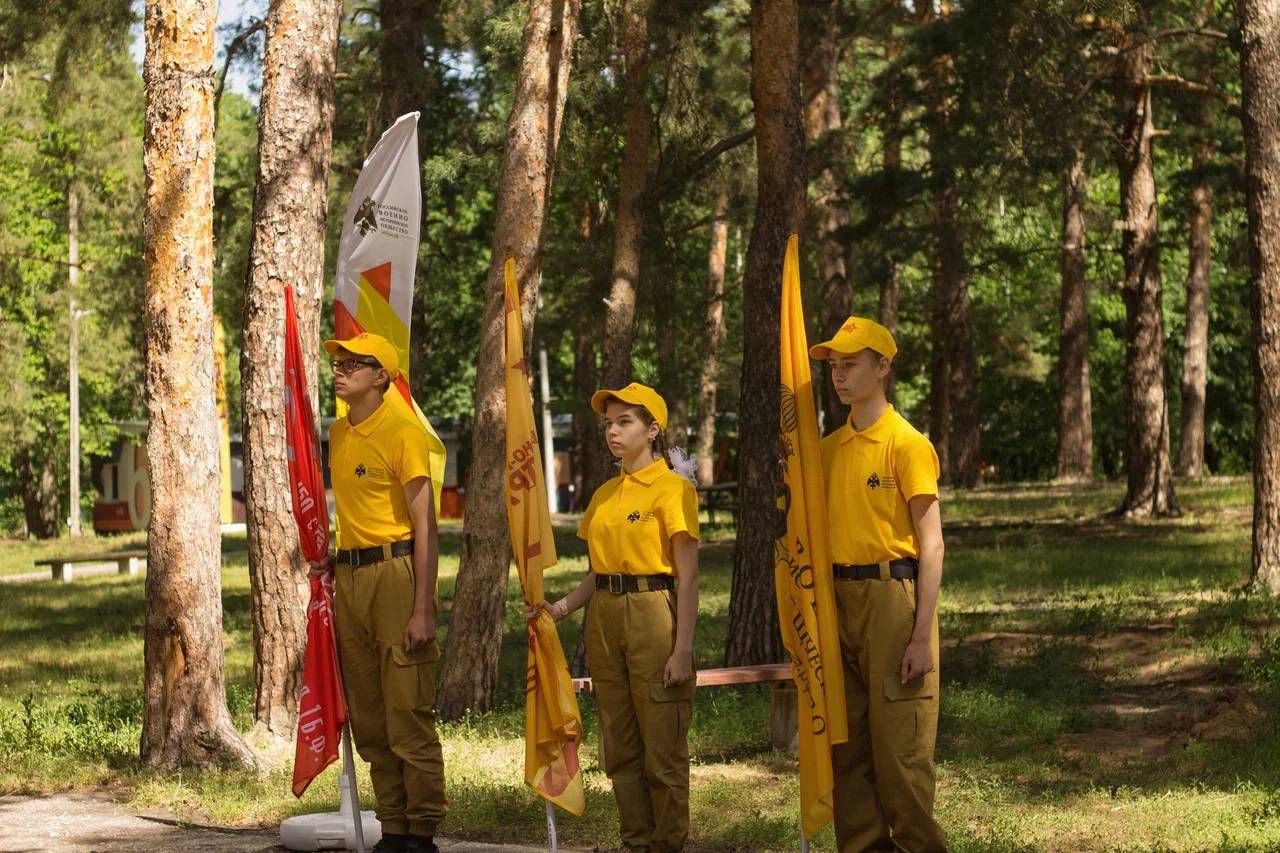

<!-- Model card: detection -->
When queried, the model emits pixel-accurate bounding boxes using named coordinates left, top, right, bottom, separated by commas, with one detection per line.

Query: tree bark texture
left=438, top=0, right=580, bottom=717
left=935, top=173, right=980, bottom=487
left=724, top=0, right=802, bottom=668
left=928, top=269, right=951, bottom=483
left=239, top=0, right=342, bottom=737
left=803, top=0, right=849, bottom=433
left=141, top=0, right=253, bottom=770
left=878, top=40, right=903, bottom=404
left=18, top=447, right=59, bottom=539
left=379, top=0, right=441, bottom=395
left=378, top=0, right=438, bottom=130
left=1177, top=135, right=1213, bottom=478
left=601, top=0, right=652, bottom=390
left=1238, top=0, right=1280, bottom=594
left=695, top=192, right=729, bottom=486
left=1056, top=146, right=1094, bottom=481
left=1114, top=23, right=1178, bottom=517
left=916, top=0, right=979, bottom=487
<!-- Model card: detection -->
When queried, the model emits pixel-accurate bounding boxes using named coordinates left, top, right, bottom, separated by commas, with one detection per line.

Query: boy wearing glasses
left=319, top=332, right=444, bottom=853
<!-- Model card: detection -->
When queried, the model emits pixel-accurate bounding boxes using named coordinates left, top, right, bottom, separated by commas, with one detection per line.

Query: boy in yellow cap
left=529, top=382, right=700, bottom=852
left=809, top=318, right=947, bottom=852
left=315, top=332, right=445, bottom=853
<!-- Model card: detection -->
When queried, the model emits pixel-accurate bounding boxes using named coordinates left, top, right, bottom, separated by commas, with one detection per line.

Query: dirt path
left=0, top=792, right=584, bottom=853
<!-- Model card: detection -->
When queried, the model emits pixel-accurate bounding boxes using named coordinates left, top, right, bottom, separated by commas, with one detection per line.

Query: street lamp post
left=68, top=184, right=81, bottom=537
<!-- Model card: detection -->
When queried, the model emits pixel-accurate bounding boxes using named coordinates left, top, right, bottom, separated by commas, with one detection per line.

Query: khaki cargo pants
left=831, top=574, right=946, bottom=853
left=585, top=585, right=694, bottom=852
left=334, top=553, right=446, bottom=837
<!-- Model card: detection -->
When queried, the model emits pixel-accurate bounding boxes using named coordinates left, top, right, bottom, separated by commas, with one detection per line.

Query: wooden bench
left=34, top=549, right=147, bottom=582
left=696, top=481, right=739, bottom=526
left=573, top=662, right=799, bottom=752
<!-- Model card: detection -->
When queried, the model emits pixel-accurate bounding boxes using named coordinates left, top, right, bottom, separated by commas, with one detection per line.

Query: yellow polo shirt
left=821, top=405, right=940, bottom=565
left=329, top=397, right=434, bottom=549
left=577, top=458, right=700, bottom=575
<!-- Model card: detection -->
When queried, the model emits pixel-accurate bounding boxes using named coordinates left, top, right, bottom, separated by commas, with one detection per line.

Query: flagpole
left=545, top=800, right=558, bottom=853
left=341, top=724, right=367, bottom=853
left=800, top=832, right=809, bottom=853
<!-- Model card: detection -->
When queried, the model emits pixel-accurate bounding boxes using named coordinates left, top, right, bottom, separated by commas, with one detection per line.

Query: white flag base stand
left=545, top=800, right=558, bottom=853
left=281, top=725, right=380, bottom=852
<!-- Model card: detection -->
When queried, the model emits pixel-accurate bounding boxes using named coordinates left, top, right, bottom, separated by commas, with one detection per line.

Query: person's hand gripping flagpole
left=502, top=258, right=587, bottom=851
left=283, top=284, right=366, bottom=853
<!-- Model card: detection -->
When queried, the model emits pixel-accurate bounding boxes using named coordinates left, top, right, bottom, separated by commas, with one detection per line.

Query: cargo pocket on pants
left=881, top=672, right=937, bottom=755
left=389, top=640, right=440, bottom=710
left=649, top=679, right=695, bottom=743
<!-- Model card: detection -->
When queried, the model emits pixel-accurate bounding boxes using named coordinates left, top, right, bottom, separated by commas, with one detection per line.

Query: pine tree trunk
left=724, top=0, right=802, bottom=668
left=878, top=39, right=903, bottom=404
left=601, top=0, right=652, bottom=390
left=18, top=447, right=59, bottom=539
left=938, top=173, right=981, bottom=487
left=1238, top=0, right=1280, bottom=594
left=1056, top=145, right=1094, bottom=481
left=437, top=0, right=580, bottom=717
left=379, top=0, right=437, bottom=129
left=239, top=0, right=341, bottom=738
left=379, top=0, right=440, bottom=394
left=572, top=200, right=614, bottom=507
left=140, top=0, right=253, bottom=770
left=695, top=192, right=729, bottom=486
left=570, top=321, right=601, bottom=678
left=928, top=271, right=952, bottom=484
left=803, top=0, right=849, bottom=433
left=916, top=0, right=979, bottom=487
left=1114, top=24, right=1178, bottom=518
left=1177, top=136, right=1213, bottom=478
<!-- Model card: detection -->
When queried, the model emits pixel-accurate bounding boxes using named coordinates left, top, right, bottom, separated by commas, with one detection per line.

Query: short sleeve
left=392, top=421, right=434, bottom=485
left=895, top=433, right=940, bottom=502
left=659, top=479, right=701, bottom=541
left=577, top=490, right=599, bottom=541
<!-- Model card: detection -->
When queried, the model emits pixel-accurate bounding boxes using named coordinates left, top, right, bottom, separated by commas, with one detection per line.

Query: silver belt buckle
left=608, top=574, right=624, bottom=594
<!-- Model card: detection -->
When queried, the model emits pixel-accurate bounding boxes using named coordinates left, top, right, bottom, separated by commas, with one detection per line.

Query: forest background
left=1, top=0, right=1260, bottom=537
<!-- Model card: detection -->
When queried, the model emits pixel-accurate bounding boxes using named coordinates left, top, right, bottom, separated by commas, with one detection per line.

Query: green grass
left=2, top=477, right=1278, bottom=851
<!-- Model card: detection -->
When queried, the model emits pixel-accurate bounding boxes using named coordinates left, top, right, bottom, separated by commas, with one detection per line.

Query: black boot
left=371, top=833, right=408, bottom=852
left=403, top=834, right=440, bottom=853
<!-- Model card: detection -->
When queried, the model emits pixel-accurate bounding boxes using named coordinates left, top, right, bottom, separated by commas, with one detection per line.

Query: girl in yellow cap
left=530, top=382, right=700, bottom=853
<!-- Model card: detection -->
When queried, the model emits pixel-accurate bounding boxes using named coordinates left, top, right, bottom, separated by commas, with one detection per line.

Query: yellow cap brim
left=322, top=337, right=400, bottom=379
left=590, top=388, right=667, bottom=429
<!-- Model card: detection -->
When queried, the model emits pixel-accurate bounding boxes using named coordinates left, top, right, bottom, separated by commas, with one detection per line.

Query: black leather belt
left=336, top=539, right=414, bottom=568
left=833, top=558, right=919, bottom=581
left=594, top=573, right=676, bottom=593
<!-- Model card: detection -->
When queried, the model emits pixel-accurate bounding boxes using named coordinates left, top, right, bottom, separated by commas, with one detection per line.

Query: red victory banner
left=284, top=284, right=347, bottom=797
left=284, top=285, right=329, bottom=565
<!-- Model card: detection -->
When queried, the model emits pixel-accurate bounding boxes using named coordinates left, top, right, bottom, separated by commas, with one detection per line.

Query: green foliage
left=0, top=37, right=143, bottom=536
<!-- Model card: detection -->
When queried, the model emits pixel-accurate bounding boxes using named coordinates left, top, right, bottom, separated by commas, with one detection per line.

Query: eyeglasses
left=329, top=358, right=380, bottom=375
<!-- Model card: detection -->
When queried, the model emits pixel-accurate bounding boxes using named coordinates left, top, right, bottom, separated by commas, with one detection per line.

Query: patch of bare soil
left=1040, top=624, right=1268, bottom=768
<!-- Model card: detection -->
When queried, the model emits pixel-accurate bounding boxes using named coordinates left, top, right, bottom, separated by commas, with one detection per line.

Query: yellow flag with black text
left=503, top=257, right=586, bottom=816
left=776, top=234, right=848, bottom=839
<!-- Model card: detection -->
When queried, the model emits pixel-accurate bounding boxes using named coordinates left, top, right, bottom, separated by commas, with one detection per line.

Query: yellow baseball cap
left=323, top=332, right=401, bottom=380
left=809, top=316, right=898, bottom=362
left=590, top=382, right=669, bottom=430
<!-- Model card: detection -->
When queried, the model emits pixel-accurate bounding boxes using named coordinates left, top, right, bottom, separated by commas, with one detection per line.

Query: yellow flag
left=776, top=234, right=848, bottom=839
left=503, top=258, right=586, bottom=816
